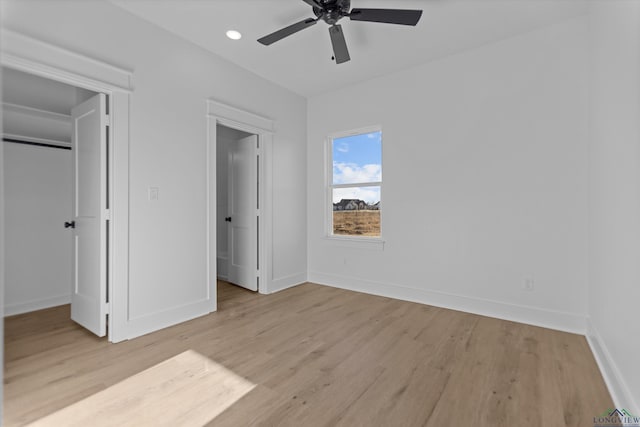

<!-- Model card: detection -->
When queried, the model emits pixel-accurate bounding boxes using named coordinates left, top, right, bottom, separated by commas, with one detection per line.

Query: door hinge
left=104, top=114, right=111, bottom=126
left=104, top=209, right=112, bottom=220
left=104, top=302, right=110, bottom=312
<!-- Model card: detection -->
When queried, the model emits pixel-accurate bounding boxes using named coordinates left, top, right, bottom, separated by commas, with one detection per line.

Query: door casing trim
left=206, top=99, right=274, bottom=296
left=1, top=29, right=132, bottom=343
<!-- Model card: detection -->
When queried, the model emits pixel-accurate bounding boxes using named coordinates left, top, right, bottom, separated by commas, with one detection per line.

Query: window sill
left=323, top=236, right=385, bottom=251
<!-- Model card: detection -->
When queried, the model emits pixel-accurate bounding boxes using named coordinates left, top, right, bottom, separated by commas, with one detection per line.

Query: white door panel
left=71, top=93, right=107, bottom=337
left=228, top=135, right=257, bottom=291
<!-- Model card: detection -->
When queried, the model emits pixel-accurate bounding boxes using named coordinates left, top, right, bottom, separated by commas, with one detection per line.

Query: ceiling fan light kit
left=257, top=0, right=423, bottom=64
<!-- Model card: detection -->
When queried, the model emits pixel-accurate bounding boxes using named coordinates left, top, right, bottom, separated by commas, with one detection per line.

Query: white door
left=70, top=93, right=108, bottom=336
left=227, top=135, right=258, bottom=291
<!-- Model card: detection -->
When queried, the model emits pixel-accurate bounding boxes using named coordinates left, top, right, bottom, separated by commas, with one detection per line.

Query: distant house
left=333, top=199, right=376, bottom=211
left=334, top=199, right=359, bottom=211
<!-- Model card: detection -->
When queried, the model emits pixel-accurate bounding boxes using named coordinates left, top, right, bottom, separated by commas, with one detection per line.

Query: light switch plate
left=148, top=187, right=159, bottom=201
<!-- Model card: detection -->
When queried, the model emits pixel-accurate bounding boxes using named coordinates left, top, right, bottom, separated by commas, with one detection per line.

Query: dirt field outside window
left=333, top=210, right=380, bottom=236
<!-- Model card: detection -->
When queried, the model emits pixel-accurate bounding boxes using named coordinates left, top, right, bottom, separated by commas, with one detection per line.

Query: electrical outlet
left=523, top=278, right=535, bottom=291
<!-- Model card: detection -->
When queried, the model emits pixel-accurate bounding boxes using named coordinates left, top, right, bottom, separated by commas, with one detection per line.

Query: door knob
left=225, top=217, right=232, bottom=222
left=64, top=221, right=76, bottom=229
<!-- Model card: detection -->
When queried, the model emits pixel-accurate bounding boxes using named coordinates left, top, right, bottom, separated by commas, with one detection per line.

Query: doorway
left=216, top=125, right=259, bottom=292
left=2, top=30, right=132, bottom=344
left=207, top=99, right=275, bottom=299
left=2, top=67, right=109, bottom=337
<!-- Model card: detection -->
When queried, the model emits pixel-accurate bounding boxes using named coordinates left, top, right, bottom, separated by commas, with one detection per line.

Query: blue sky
left=332, top=131, right=382, bottom=203
left=333, top=131, right=382, bottom=180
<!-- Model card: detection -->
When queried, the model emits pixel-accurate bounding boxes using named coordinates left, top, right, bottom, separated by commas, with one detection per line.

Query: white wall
left=216, top=126, right=230, bottom=279
left=2, top=68, right=82, bottom=315
left=1, top=67, right=94, bottom=145
left=3, top=142, right=73, bottom=315
left=2, top=0, right=307, bottom=336
left=587, top=0, right=640, bottom=414
left=215, top=125, right=251, bottom=280
left=2, top=67, right=93, bottom=116
left=308, top=16, right=589, bottom=333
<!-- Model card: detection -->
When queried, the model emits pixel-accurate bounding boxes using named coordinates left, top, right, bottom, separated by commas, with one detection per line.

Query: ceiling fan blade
left=329, top=24, right=350, bottom=64
left=349, top=8, right=423, bottom=26
left=257, top=18, right=318, bottom=46
left=301, top=0, right=323, bottom=9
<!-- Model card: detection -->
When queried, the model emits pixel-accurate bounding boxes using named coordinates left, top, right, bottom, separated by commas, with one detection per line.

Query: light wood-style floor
left=4, top=281, right=612, bottom=426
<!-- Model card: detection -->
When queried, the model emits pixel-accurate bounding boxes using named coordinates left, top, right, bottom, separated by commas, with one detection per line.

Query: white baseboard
left=586, top=319, right=639, bottom=417
left=267, top=272, right=307, bottom=294
left=216, top=254, right=229, bottom=280
left=308, top=271, right=587, bottom=335
left=4, top=294, right=71, bottom=316
left=124, top=298, right=215, bottom=341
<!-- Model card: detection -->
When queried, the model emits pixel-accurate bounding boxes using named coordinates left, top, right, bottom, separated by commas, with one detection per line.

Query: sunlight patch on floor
left=27, top=350, right=255, bottom=427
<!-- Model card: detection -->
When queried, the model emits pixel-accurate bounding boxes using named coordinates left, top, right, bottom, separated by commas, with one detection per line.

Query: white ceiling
left=111, top=0, right=588, bottom=98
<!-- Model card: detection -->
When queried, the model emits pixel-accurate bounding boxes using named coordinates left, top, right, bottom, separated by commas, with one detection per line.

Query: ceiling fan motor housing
left=257, top=0, right=423, bottom=65
left=313, top=0, right=351, bottom=25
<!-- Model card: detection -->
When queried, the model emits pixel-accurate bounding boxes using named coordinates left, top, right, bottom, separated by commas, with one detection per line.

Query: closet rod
left=2, top=138, right=71, bottom=150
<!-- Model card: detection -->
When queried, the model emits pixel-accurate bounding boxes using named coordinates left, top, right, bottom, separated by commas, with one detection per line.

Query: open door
left=227, top=135, right=258, bottom=291
left=70, top=93, right=108, bottom=336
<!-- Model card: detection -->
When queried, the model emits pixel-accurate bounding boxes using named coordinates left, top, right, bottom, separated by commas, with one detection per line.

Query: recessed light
left=226, top=30, right=242, bottom=40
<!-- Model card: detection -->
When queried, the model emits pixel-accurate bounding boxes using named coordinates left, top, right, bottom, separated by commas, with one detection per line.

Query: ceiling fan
left=257, top=0, right=423, bottom=64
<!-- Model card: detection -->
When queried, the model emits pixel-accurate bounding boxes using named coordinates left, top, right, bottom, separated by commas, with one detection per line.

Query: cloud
left=333, top=162, right=381, bottom=185
left=332, top=160, right=382, bottom=204
left=336, top=142, right=349, bottom=153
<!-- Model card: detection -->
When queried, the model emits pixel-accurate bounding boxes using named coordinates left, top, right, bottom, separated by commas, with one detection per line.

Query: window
left=329, top=128, right=382, bottom=238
